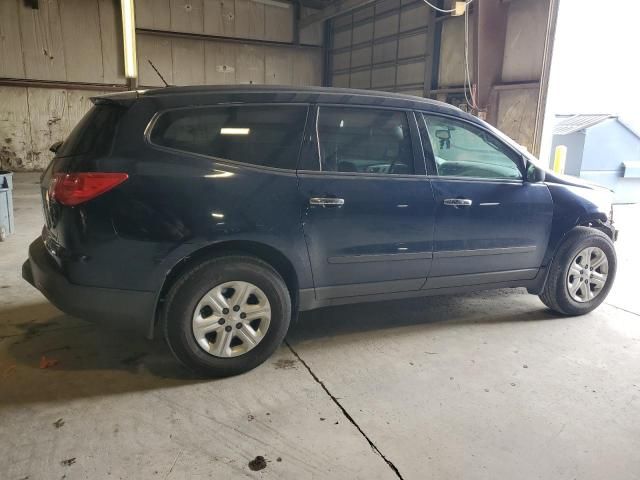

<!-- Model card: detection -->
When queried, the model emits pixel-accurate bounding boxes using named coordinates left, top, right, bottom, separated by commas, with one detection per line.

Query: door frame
left=415, top=110, right=551, bottom=287
left=296, top=103, right=438, bottom=300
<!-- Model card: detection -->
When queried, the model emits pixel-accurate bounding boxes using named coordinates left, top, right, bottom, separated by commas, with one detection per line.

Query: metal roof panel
left=553, top=114, right=614, bottom=135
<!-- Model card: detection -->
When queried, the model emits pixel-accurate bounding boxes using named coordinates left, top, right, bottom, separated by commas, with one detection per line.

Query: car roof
left=141, top=84, right=435, bottom=102
left=96, top=84, right=480, bottom=125
left=144, top=84, right=457, bottom=108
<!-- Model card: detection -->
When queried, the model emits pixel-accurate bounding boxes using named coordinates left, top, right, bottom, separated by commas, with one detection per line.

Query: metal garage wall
left=0, top=87, right=109, bottom=171
left=496, top=0, right=551, bottom=152
left=328, top=0, right=435, bottom=97
left=0, top=0, right=124, bottom=171
left=428, top=0, right=555, bottom=154
left=0, top=0, right=324, bottom=171
left=137, top=35, right=321, bottom=87
left=0, top=0, right=125, bottom=84
left=135, top=0, right=323, bottom=87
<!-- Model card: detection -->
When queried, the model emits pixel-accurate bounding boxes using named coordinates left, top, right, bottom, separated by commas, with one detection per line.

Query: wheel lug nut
left=240, top=312, right=247, bottom=319
left=236, top=323, right=242, bottom=329
left=233, top=305, right=240, bottom=312
left=222, top=308, right=229, bottom=314
left=225, top=325, right=232, bottom=332
left=218, top=318, right=225, bottom=325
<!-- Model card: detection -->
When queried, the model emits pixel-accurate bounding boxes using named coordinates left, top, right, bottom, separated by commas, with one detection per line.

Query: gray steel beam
left=299, top=0, right=379, bottom=28
left=299, top=0, right=329, bottom=9
left=136, top=28, right=322, bottom=50
left=533, top=0, right=560, bottom=156
left=475, top=0, right=509, bottom=120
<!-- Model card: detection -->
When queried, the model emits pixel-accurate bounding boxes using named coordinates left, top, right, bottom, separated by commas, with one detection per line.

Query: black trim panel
left=424, top=268, right=539, bottom=289
left=433, top=246, right=536, bottom=259
left=298, top=271, right=546, bottom=311
left=328, top=252, right=433, bottom=264
left=315, top=278, right=424, bottom=300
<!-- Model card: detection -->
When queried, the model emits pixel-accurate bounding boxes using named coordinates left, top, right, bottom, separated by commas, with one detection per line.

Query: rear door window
left=315, top=106, right=415, bottom=175
left=150, top=105, right=308, bottom=170
left=57, top=104, right=126, bottom=158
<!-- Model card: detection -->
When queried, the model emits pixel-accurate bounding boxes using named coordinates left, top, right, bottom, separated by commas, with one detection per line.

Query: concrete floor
left=1, top=173, right=639, bottom=480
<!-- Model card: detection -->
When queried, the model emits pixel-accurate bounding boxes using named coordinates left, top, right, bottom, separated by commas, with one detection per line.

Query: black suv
left=23, top=86, right=617, bottom=376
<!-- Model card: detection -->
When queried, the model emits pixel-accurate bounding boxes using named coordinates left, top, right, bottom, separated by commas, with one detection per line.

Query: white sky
left=540, top=0, right=640, bottom=158
left=546, top=0, right=640, bottom=116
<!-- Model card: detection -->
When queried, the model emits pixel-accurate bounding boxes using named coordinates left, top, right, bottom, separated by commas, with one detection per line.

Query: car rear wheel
left=163, top=255, right=291, bottom=377
left=539, top=226, right=616, bottom=315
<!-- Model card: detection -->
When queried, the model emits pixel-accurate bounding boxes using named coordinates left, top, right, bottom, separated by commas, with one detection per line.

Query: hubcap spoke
left=213, top=329, right=233, bottom=356
left=568, top=279, right=582, bottom=295
left=231, top=282, right=252, bottom=307
left=569, top=265, right=582, bottom=278
left=591, top=253, right=607, bottom=270
left=590, top=274, right=606, bottom=289
left=194, top=316, right=223, bottom=334
left=236, top=326, right=260, bottom=347
left=203, top=290, right=230, bottom=315
left=191, top=280, right=272, bottom=358
left=244, top=306, right=271, bottom=321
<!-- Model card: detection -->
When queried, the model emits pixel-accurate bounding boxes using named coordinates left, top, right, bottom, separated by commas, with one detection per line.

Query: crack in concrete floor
left=286, top=340, right=405, bottom=480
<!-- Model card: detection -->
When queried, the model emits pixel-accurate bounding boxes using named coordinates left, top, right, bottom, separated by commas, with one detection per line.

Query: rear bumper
left=22, top=237, right=156, bottom=338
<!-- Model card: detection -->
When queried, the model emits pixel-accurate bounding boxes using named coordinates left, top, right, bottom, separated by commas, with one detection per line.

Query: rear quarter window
left=57, top=104, right=126, bottom=158
left=149, top=105, right=308, bottom=170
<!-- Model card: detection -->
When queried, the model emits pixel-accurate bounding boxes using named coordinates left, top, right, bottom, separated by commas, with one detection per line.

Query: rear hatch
left=41, top=97, right=131, bottom=249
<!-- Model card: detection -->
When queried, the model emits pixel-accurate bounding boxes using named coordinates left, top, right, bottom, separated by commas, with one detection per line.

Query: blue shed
left=549, top=114, right=640, bottom=203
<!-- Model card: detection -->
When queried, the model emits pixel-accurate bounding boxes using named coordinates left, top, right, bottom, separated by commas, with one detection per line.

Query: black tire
left=163, top=255, right=291, bottom=377
left=539, top=226, right=616, bottom=315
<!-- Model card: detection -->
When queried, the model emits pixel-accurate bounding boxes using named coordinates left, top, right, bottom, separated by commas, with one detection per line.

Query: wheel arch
left=152, top=240, right=300, bottom=338
left=576, top=211, right=615, bottom=240
left=531, top=222, right=613, bottom=295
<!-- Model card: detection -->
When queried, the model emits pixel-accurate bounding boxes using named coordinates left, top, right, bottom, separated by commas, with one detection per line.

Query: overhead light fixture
left=220, top=128, right=250, bottom=135
left=451, top=1, right=467, bottom=16
left=121, top=0, right=138, bottom=79
left=251, top=0, right=290, bottom=9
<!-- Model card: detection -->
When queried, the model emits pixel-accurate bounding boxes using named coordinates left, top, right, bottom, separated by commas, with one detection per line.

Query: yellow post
left=553, top=145, right=567, bottom=174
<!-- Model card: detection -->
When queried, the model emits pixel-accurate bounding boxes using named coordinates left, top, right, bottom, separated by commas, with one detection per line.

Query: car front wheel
left=539, top=226, right=616, bottom=315
left=163, top=255, right=291, bottom=377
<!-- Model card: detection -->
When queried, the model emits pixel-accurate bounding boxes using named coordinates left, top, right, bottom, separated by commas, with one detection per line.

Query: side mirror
left=49, top=141, right=63, bottom=154
left=435, top=129, right=451, bottom=149
left=527, top=164, right=546, bottom=183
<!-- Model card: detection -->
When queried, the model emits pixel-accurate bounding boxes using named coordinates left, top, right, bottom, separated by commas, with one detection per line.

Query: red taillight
left=49, top=173, right=128, bottom=206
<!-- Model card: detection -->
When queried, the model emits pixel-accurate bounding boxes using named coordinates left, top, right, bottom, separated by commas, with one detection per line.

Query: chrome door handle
left=443, top=198, right=472, bottom=207
left=310, top=197, right=345, bottom=207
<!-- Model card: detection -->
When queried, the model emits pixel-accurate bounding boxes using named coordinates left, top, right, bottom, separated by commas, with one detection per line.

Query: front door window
left=422, top=114, right=523, bottom=180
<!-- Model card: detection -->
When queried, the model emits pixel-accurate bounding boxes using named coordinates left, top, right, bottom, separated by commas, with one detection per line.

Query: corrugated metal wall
left=327, top=0, right=555, bottom=155
left=0, top=0, right=123, bottom=171
left=328, top=0, right=435, bottom=97
left=430, top=0, right=552, bottom=153
left=0, top=0, right=324, bottom=171
left=135, top=0, right=323, bottom=87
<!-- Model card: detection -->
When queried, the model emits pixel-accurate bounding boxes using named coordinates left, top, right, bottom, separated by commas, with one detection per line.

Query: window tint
left=57, top=104, right=126, bottom=158
left=150, top=105, right=308, bottom=170
left=423, top=114, right=523, bottom=180
left=317, top=107, right=414, bottom=175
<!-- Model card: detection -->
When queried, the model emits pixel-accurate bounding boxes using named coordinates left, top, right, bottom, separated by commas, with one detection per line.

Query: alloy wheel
left=191, top=281, right=271, bottom=357
left=566, top=246, right=609, bottom=303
